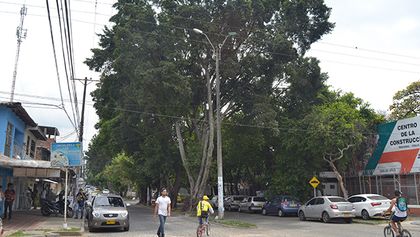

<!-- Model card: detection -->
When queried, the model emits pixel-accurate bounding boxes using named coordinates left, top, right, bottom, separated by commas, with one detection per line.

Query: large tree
left=85, top=0, right=334, bottom=206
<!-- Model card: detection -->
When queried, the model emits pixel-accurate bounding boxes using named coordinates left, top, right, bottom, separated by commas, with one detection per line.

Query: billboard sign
left=365, top=116, right=420, bottom=175
left=50, top=142, right=82, bottom=167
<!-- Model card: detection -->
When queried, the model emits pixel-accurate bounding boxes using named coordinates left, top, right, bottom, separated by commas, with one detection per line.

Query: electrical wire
left=56, top=0, right=78, bottom=134
left=45, top=0, right=78, bottom=133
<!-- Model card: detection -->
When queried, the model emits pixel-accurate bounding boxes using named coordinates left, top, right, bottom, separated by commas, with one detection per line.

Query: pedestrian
left=0, top=185, right=5, bottom=235
left=32, top=185, right=38, bottom=209
left=74, top=188, right=87, bottom=219
left=4, top=183, right=16, bottom=220
left=154, top=188, right=171, bottom=237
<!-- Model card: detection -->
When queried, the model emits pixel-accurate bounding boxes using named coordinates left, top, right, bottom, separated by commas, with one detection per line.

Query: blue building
left=0, top=102, right=38, bottom=189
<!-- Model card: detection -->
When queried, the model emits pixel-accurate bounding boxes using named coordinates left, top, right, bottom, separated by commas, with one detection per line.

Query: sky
left=0, top=0, right=419, bottom=149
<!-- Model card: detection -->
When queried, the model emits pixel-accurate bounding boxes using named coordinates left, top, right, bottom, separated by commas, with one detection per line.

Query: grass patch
left=214, top=219, right=256, bottom=228
left=353, top=218, right=388, bottom=225
left=8, top=231, right=30, bottom=237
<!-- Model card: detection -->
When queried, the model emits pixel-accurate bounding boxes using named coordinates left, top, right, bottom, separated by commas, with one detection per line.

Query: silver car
left=298, top=196, right=355, bottom=223
left=225, top=195, right=246, bottom=211
left=239, top=196, right=266, bottom=213
left=85, top=193, right=130, bottom=232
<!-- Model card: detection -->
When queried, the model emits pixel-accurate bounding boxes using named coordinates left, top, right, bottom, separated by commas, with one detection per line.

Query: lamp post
left=193, top=28, right=235, bottom=219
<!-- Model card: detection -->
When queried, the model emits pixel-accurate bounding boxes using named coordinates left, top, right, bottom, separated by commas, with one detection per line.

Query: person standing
left=4, top=183, right=16, bottom=220
left=74, top=189, right=87, bottom=219
left=0, top=185, right=5, bottom=235
left=154, top=188, right=171, bottom=237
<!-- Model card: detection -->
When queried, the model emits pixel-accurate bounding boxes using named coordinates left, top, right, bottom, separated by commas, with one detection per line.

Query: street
left=84, top=205, right=420, bottom=237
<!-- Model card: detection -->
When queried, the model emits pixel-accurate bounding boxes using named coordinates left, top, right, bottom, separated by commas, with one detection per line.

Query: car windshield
left=328, top=197, right=347, bottom=203
left=254, top=197, right=266, bottom=202
left=94, top=196, right=125, bottom=207
left=282, top=197, right=299, bottom=204
left=368, top=195, right=389, bottom=201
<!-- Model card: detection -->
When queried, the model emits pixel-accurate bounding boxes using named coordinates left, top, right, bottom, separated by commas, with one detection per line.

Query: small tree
left=304, top=93, right=367, bottom=199
left=389, top=80, right=420, bottom=120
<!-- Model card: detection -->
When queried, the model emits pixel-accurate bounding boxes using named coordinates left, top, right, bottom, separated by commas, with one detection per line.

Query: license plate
left=343, top=213, right=352, bottom=217
left=290, top=204, right=297, bottom=207
left=106, top=220, right=116, bottom=225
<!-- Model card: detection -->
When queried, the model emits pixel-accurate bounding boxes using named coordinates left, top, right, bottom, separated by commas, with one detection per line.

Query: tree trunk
left=328, top=161, right=349, bottom=199
left=174, top=67, right=216, bottom=211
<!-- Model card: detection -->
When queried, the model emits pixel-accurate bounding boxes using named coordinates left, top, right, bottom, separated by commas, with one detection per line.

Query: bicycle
left=196, top=216, right=210, bottom=237
left=383, top=214, right=412, bottom=237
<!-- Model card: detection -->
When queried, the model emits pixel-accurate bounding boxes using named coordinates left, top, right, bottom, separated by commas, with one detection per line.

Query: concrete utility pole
left=10, top=5, right=28, bottom=102
left=193, top=28, right=236, bottom=219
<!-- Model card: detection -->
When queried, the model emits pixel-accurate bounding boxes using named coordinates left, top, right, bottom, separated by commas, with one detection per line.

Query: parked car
left=85, top=193, right=130, bottom=232
left=298, top=196, right=355, bottom=223
left=224, top=195, right=246, bottom=211
left=239, top=196, right=266, bottom=213
left=348, top=194, right=391, bottom=220
left=262, top=196, right=301, bottom=217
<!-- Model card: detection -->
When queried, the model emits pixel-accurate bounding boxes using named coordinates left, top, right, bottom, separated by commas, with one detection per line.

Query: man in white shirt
left=154, top=188, right=171, bottom=237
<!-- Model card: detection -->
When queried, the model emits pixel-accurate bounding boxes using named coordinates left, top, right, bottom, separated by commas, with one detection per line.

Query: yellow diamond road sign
left=309, top=176, right=320, bottom=189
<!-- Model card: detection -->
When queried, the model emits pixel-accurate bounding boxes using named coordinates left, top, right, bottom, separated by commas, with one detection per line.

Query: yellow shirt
left=197, top=200, right=213, bottom=217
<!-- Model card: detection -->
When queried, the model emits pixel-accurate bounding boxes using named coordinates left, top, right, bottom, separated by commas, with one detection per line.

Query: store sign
left=365, top=116, right=420, bottom=175
left=50, top=142, right=82, bottom=167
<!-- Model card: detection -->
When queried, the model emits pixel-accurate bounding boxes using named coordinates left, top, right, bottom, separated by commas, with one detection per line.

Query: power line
left=318, top=41, right=420, bottom=60
left=45, top=0, right=78, bottom=133
left=56, top=0, right=78, bottom=133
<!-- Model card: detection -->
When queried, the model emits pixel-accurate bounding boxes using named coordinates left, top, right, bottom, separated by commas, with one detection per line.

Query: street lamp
left=193, top=28, right=236, bottom=219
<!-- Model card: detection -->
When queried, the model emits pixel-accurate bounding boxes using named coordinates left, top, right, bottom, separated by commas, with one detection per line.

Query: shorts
left=392, top=215, right=407, bottom=222
left=198, top=216, right=209, bottom=225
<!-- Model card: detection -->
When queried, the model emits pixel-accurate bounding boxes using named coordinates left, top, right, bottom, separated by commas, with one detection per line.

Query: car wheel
left=262, top=208, right=267, bottom=215
left=299, top=211, right=306, bottom=221
left=249, top=207, right=252, bottom=213
left=361, top=210, right=370, bottom=220
left=124, top=225, right=130, bottom=231
left=322, top=212, right=330, bottom=223
left=278, top=209, right=285, bottom=217
left=345, top=218, right=353, bottom=224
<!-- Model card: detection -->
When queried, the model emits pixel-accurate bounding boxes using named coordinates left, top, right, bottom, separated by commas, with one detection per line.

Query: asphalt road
left=84, top=205, right=420, bottom=237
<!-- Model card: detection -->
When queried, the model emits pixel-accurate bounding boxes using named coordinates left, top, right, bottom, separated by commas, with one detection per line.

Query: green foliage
left=389, top=81, right=420, bottom=120
left=100, top=153, right=136, bottom=195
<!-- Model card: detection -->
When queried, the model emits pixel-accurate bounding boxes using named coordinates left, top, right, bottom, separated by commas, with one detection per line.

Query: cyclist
left=197, top=195, right=214, bottom=227
left=384, top=190, right=408, bottom=236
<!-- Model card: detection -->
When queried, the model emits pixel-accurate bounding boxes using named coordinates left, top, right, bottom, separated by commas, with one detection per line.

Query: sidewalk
left=3, top=209, right=83, bottom=236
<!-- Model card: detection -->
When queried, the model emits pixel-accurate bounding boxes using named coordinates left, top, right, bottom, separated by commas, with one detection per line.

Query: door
left=304, top=198, right=317, bottom=218
left=313, top=198, right=325, bottom=218
left=267, top=198, right=279, bottom=214
left=348, top=196, right=363, bottom=216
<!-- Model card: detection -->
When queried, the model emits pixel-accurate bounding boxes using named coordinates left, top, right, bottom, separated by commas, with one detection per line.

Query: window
left=253, top=197, right=266, bottom=202
left=328, top=197, right=347, bottom=203
left=26, top=136, right=30, bottom=155
left=330, top=184, right=336, bottom=189
left=30, top=140, right=36, bottom=158
left=368, top=195, right=389, bottom=201
left=94, top=196, right=124, bottom=207
left=315, top=198, right=325, bottom=205
left=307, top=198, right=316, bottom=206
left=348, top=197, right=360, bottom=203
left=4, top=123, right=13, bottom=157
left=247, top=197, right=252, bottom=202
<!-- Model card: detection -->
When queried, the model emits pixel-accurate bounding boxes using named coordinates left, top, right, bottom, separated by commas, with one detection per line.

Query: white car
left=298, top=196, right=355, bottom=223
left=347, top=194, right=391, bottom=220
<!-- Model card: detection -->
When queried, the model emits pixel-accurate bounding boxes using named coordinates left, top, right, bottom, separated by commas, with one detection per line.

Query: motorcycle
left=41, top=199, right=74, bottom=217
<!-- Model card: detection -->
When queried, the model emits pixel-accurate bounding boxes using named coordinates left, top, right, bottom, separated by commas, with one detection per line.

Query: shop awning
left=0, top=155, right=64, bottom=178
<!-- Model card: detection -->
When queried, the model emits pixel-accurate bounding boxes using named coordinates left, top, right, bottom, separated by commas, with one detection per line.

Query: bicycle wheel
left=401, top=230, right=412, bottom=237
left=383, top=226, right=394, bottom=237
left=196, top=226, right=202, bottom=237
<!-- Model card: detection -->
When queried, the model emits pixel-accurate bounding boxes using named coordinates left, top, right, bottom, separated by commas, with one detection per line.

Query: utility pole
left=193, top=29, right=236, bottom=219
left=79, top=77, right=88, bottom=142
left=10, top=5, right=28, bottom=102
